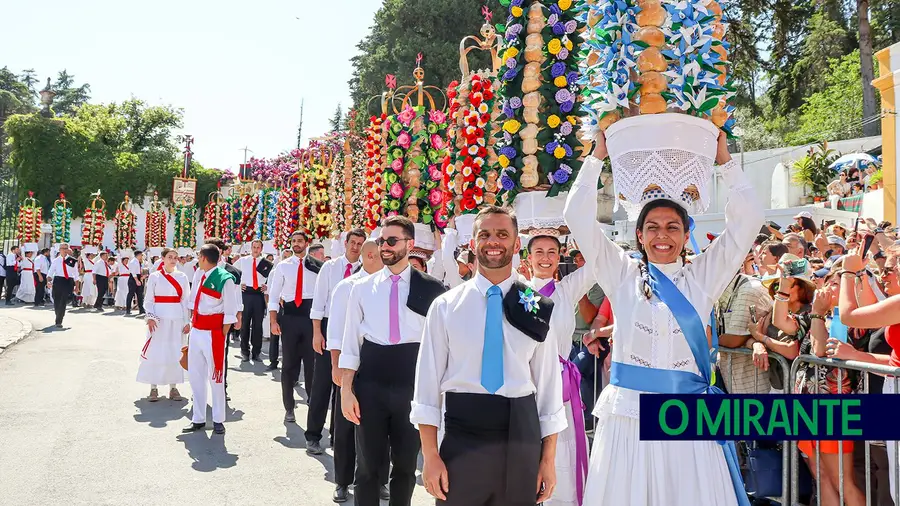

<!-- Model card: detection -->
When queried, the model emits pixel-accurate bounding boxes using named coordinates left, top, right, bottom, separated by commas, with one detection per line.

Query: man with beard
left=412, top=206, right=565, bottom=506
left=268, top=230, right=322, bottom=427
left=237, top=239, right=269, bottom=362
left=340, top=216, right=446, bottom=506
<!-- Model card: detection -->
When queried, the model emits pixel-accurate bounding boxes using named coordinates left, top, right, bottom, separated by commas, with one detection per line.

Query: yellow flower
left=503, top=119, right=521, bottom=134
left=547, top=115, right=561, bottom=128
left=558, top=0, right=572, bottom=10
left=547, top=39, right=562, bottom=55
left=567, top=115, right=578, bottom=125
left=554, top=75, right=568, bottom=88
left=511, top=5, right=523, bottom=16
left=498, top=155, right=510, bottom=168
left=553, top=146, right=567, bottom=159
left=505, top=47, right=519, bottom=59
left=564, top=39, right=573, bottom=51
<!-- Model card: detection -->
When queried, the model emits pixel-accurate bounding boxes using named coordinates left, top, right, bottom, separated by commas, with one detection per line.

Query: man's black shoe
left=333, top=486, right=349, bottom=503
left=213, top=422, right=225, bottom=434
left=306, top=440, right=324, bottom=455
left=182, top=422, right=205, bottom=433
left=251, top=354, right=261, bottom=362
left=241, top=354, right=250, bottom=362
left=266, top=362, right=279, bottom=371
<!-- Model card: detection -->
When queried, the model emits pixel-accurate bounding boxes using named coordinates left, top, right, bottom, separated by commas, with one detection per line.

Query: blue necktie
left=481, top=285, right=504, bottom=394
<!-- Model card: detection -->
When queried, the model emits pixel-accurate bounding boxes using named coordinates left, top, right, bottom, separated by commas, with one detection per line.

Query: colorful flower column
left=145, top=191, right=167, bottom=248
left=364, top=114, right=387, bottom=230
left=81, top=192, right=106, bottom=248
left=17, top=192, right=42, bottom=244
left=173, top=205, right=196, bottom=249
left=115, top=193, right=137, bottom=251
left=203, top=191, right=228, bottom=241
left=311, top=162, right=334, bottom=240
left=52, top=194, right=72, bottom=244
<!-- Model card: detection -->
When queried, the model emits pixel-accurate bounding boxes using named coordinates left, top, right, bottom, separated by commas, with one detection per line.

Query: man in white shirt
left=268, top=230, right=322, bottom=431
left=92, top=251, right=112, bottom=311
left=4, top=245, right=20, bottom=305
left=126, top=250, right=146, bottom=315
left=236, top=239, right=269, bottom=362
left=34, top=248, right=51, bottom=306
left=326, top=239, right=389, bottom=503
left=46, top=243, right=78, bottom=328
left=412, top=206, right=565, bottom=506
left=307, top=228, right=366, bottom=460
left=340, top=216, right=447, bottom=506
left=182, top=244, right=238, bottom=435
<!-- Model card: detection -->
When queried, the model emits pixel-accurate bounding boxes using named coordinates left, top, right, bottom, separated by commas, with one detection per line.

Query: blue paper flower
left=501, top=174, right=515, bottom=191
left=553, top=169, right=570, bottom=184
left=518, top=287, right=541, bottom=314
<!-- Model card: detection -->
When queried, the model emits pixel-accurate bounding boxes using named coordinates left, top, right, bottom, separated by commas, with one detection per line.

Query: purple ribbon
left=537, top=280, right=556, bottom=297
left=560, top=356, right=588, bottom=506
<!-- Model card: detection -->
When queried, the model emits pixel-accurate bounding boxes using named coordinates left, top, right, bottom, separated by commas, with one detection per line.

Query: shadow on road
left=176, top=430, right=239, bottom=472
left=133, top=398, right=190, bottom=428
left=273, top=423, right=336, bottom=484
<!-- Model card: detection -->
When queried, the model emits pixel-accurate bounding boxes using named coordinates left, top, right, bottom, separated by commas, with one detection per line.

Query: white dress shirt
left=35, top=255, right=50, bottom=275
left=128, top=258, right=142, bottom=277
left=47, top=255, right=77, bottom=279
left=528, top=267, right=594, bottom=359
left=236, top=255, right=268, bottom=289
left=563, top=156, right=763, bottom=420
left=92, top=259, right=112, bottom=277
left=266, top=255, right=320, bottom=312
left=144, top=269, right=191, bottom=320
left=410, top=272, right=567, bottom=438
left=440, top=229, right=466, bottom=288
left=325, top=270, right=371, bottom=351
left=339, top=265, right=424, bottom=371
left=312, top=255, right=361, bottom=320
left=217, top=261, right=243, bottom=312
left=177, top=259, right=197, bottom=280
left=5, top=252, right=17, bottom=270
left=189, top=267, right=239, bottom=325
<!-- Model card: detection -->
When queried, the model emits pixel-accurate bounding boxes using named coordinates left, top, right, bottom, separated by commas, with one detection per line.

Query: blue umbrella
left=829, top=153, right=876, bottom=172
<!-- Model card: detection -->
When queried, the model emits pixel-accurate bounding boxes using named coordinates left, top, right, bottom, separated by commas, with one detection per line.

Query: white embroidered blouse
left=564, top=156, right=763, bottom=419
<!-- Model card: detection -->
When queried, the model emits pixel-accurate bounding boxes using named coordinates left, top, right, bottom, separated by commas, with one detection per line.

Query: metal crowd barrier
left=789, top=355, right=900, bottom=506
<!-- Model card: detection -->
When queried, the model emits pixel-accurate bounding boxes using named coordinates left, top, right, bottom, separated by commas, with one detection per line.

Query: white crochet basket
left=606, top=114, right=720, bottom=217
left=414, top=223, right=437, bottom=253
left=512, top=191, right=569, bottom=234
left=456, top=214, right=477, bottom=244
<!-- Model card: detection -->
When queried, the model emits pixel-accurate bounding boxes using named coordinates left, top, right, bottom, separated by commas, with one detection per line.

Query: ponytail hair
left=634, top=199, right=690, bottom=300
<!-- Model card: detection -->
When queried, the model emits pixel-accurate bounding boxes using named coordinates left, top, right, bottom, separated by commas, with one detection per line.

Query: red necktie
left=344, top=263, right=352, bottom=278
left=252, top=258, right=259, bottom=289
left=193, top=274, right=207, bottom=314
left=105, top=263, right=109, bottom=277
left=294, top=260, right=304, bottom=304
left=62, top=257, right=69, bottom=278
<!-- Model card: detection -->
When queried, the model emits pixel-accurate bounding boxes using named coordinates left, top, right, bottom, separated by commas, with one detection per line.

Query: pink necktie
left=389, top=274, right=401, bottom=344
left=343, top=263, right=352, bottom=278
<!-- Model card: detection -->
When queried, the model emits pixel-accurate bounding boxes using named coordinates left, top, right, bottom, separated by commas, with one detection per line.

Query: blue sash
left=610, top=263, right=749, bottom=506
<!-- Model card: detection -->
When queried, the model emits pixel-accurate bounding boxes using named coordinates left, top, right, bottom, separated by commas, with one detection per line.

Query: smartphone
left=861, top=234, right=876, bottom=258
left=854, top=218, right=861, bottom=233
left=767, top=220, right=782, bottom=231
left=782, top=258, right=809, bottom=277
left=824, top=219, right=836, bottom=228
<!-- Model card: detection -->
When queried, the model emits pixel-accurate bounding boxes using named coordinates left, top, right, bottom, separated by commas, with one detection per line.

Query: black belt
left=243, top=288, right=265, bottom=296
left=357, top=339, right=419, bottom=386
left=282, top=299, right=312, bottom=316
left=444, top=392, right=541, bottom=504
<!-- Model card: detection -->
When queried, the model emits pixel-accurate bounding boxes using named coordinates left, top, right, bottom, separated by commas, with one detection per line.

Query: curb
left=0, top=316, right=34, bottom=355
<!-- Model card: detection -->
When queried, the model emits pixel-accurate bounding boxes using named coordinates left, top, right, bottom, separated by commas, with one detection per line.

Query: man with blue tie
left=411, top=205, right=566, bottom=506
left=340, top=215, right=447, bottom=506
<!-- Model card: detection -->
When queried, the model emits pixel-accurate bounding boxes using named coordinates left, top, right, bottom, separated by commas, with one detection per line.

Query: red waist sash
left=192, top=312, right=226, bottom=383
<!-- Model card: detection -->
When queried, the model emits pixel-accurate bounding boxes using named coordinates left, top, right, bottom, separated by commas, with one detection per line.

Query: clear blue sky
left=5, top=0, right=384, bottom=171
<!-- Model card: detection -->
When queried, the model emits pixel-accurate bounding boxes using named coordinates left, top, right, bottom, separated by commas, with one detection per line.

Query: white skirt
left=16, top=273, right=35, bottom=303
left=81, top=273, right=96, bottom=305
left=136, top=318, right=185, bottom=386
left=584, top=411, right=738, bottom=506
left=546, top=399, right=588, bottom=506
left=115, top=276, right=128, bottom=307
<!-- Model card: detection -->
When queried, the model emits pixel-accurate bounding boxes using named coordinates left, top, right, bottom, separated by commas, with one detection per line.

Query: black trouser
left=52, top=277, right=75, bottom=325
left=280, top=301, right=314, bottom=413
left=5, top=274, right=17, bottom=302
left=35, top=276, right=47, bottom=305
left=306, top=317, right=334, bottom=442
left=94, top=275, right=108, bottom=309
left=355, top=341, right=420, bottom=506
left=332, top=386, right=391, bottom=487
left=438, top=393, right=541, bottom=506
left=240, top=290, right=265, bottom=357
left=127, top=275, right=144, bottom=313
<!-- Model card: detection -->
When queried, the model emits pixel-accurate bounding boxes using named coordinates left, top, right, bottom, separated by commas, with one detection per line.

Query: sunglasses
left=375, top=236, right=409, bottom=247
left=881, top=266, right=897, bottom=278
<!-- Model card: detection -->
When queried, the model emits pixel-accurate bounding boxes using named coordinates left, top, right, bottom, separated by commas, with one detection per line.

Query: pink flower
left=391, top=158, right=404, bottom=172
left=430, top=134, right=444, bottom=150
left=397, top=131, right=412, bottom=149
left=428, top=165, right=442, bottom=180
left=387, top=210, right=399, bottom=217
left=398, top=107, right=416, bottom=126
left=390, top=182, right=403, bottom=198
left=428, top=109, right=446, bottom=124
left=428, top=189, right=443, bottom=206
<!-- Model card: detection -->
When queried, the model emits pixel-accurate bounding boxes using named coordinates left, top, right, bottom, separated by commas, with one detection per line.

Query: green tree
left=51, top=70, right=91, bottom=116
left=329, top=103, right=343, bottom=132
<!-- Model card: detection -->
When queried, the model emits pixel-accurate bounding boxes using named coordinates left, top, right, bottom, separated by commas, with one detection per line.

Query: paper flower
left=518, top=287, right=541, bottom=313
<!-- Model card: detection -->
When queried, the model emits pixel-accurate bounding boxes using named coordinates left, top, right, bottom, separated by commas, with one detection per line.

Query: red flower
left=462, top=197, right=477, bottom=211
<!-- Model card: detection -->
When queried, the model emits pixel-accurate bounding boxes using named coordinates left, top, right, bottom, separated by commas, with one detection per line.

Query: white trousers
left=188, top=328, right=226, bottom=424
left=81, top=273, right=96, bottom=305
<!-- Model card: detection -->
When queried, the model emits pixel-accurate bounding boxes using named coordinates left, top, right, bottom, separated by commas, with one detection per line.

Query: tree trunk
left=858, top=0, right=880, bottom=137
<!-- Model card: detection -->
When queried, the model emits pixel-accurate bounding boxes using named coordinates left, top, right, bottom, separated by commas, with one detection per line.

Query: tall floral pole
left=172, top=135, right=198, bottom=250
left=145, top=191, right=167, bottom=248
left=81, top=190, right=106, bottom=248
left=203, top=188, right=228, bottom=241
left=17, top=191, right=42, bottom=244
left=115, top=192, right=137, bottom=251
left=52, top=193, right=72, bottom=244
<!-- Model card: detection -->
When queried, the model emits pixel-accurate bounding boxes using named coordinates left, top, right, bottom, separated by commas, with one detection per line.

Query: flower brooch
left=518, top=287, right=541, bottom=314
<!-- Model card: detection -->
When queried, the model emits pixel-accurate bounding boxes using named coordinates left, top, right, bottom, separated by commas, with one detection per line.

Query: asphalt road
left=0, top=304, right=433, bottom=506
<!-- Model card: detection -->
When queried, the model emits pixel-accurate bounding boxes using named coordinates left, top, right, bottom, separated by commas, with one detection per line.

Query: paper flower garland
left=262, top=188, right=278, bottom=241
left=115, top=193, right=137, bottom=250
left=310, top=163, right=335, bottom=240
left=350, top=142, right=369, bottom=229
left=364, top=115, right=387, bottom=230
left=81, top=193, right=106, bottom=247
left=581, top=0, right=735, bottom=135
left=418, top=109, right=451, bottom=228
left=52, top=194, right=72, bottom=244
left=330, top=151, right=347, bottom=234
left=173, top=205, right=196, bottom=249
left=145, top=192, right=167, bottom=248
left=203, top=193, right=228, bottom=241
left=274, top=180, right=296, bottom=250
left=494, top=0, right=530, bottom=199
left=446, top=74, right=501, bottom=217
left=236, top=191, right=259, bottom=244
left=383, top=107, right=417, bottom=219
left=17, top=192, right=42, bottom=244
